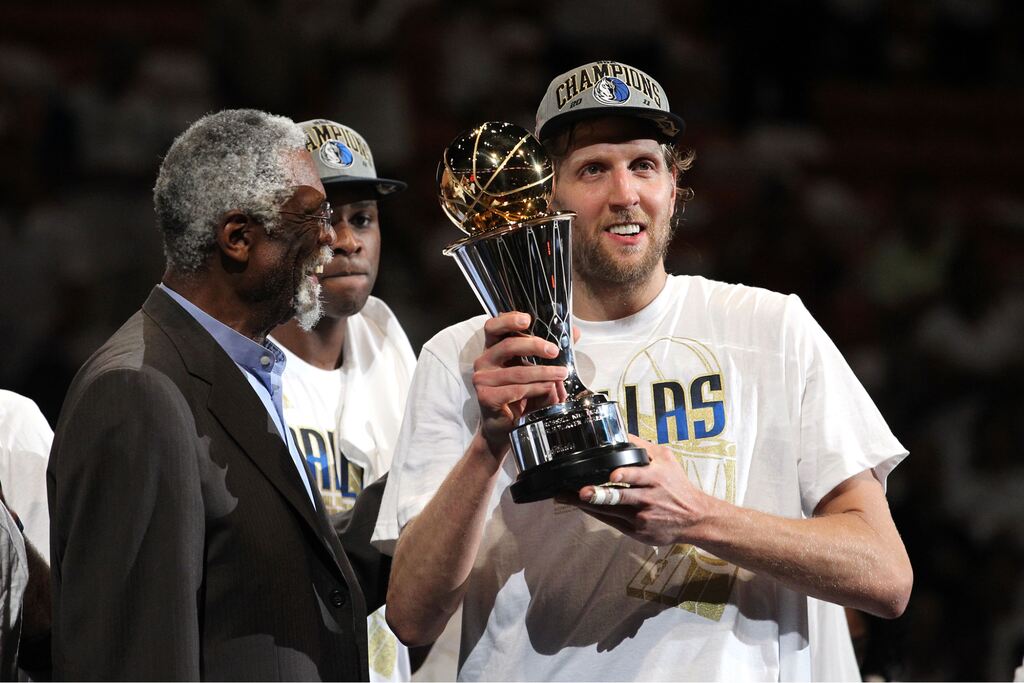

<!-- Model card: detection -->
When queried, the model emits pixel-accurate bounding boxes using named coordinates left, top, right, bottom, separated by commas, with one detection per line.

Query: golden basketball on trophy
left=437, top=121, right=553, bottom=234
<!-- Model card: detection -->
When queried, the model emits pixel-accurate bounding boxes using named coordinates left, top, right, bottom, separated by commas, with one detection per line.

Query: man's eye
left=581, top=164, right=602, bottom=176
left=634, top=160, right=656, bottom=171
left=351, top=213, right=374, bottom=228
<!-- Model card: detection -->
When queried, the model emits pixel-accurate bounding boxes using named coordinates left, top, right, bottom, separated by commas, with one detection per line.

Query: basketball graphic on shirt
left=615, top=336, right=739, bottom=621
left=615, top=337, right=734, bottom=498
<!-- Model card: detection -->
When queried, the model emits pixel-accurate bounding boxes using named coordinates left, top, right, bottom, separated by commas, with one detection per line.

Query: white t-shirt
left=373, top=275, right=905, bottom=681
left=274, top=297, right=417, bottom=683
left=0, top=390, right=52, bottom=559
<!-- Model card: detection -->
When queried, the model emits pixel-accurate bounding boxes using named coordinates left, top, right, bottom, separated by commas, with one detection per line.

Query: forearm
left=386, top=312, right=568, bottom=643
left=692, top=491, right=912, bottom=618
left=583, top=450, right=912, bottom=618
left=387, top=431, right=503, bottom=646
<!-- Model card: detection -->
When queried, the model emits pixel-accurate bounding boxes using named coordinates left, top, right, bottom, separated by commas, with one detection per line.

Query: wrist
left=470, top=429, right=508, bottom=471
left=685, top=489, right=728, bottom=548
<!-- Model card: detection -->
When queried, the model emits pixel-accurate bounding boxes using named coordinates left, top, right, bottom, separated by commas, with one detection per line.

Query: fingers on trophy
left=438, top=122, right=649, bottom=504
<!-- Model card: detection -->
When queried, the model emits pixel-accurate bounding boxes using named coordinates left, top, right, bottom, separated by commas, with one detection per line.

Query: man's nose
left=608, top=167, right=640, bottom=209
left=316, top=219, right=336, bottom=247
left=331, top=221, right=361, bottom=254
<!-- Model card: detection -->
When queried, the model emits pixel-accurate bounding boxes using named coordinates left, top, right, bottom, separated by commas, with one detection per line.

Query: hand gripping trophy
left=438, top=121, right=648, bottom=503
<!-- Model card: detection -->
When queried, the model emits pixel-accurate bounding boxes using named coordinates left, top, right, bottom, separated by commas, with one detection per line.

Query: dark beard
left=573, top=219, right=674, bottom=288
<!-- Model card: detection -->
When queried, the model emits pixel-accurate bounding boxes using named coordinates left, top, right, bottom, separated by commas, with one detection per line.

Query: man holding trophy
left=375, top=61, right=912, bottom=680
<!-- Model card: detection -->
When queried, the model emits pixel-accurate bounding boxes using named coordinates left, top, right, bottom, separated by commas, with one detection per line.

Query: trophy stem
left=446, top=213, right=589, bottom=386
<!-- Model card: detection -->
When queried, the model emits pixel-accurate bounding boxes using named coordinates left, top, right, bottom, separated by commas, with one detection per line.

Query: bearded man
left=48, top=109, right=390, bottom=680
left=377, top=62, right=912, bottom=681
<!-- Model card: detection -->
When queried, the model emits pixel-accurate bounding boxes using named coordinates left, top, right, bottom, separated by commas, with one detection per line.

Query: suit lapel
left=205, top=360, right=338, bottom=553
left=142, top=287, right=352, bottom=576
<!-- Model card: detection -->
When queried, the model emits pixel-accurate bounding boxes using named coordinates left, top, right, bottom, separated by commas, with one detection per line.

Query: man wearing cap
left=48, top=109, right=390, bottom=680
left=269, top=119, right=416, bottom=683
left=375, top=61, right=912, bottom=681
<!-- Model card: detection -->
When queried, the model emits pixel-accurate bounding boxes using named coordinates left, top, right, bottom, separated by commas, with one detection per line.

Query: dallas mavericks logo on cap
left=593, top=77, right=629, bottom=105
left=320, top=140, right=354, bottom=169
left=298, top=118, right=408, bottom=196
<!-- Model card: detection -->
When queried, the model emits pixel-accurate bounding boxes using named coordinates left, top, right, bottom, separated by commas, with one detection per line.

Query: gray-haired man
left=49, top=109, right=389, bottom=680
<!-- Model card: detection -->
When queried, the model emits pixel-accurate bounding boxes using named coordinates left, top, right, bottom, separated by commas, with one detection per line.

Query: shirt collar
left=158, top=283, right=287, bottom=380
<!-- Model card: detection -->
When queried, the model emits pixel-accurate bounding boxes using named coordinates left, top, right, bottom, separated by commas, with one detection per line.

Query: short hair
left=153, top=109, right=308, bottom=273
left=542, top=121, right=696, bottom=223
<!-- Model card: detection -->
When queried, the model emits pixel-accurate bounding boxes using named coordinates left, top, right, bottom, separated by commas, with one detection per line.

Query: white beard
left=293, top=277, right=323, bottom=331
left=293, top=246, right=333, bottom=331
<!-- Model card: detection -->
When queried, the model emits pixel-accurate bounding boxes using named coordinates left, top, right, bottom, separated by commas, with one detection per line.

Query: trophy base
left=509, top=443, right=648, bottom=504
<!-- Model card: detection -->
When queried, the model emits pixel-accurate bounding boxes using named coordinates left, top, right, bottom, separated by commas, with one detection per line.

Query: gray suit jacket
left=48, top=287, right=389, bottom=681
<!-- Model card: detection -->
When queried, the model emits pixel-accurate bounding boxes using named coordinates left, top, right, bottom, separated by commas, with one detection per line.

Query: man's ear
left=215, top=210, right=256, bottom=265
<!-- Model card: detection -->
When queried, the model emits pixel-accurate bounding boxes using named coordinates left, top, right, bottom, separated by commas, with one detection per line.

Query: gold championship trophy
left=439, top=121, right=648, bottom=503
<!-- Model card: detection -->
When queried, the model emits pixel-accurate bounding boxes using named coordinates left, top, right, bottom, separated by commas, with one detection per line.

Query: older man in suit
left=48, top=109, right=389, bottom=680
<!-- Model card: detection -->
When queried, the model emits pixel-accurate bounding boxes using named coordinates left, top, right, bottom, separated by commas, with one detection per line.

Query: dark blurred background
left=2, top=1, right=1023, bottom=679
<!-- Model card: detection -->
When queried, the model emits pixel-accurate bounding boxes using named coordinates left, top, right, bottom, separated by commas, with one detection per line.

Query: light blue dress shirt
left=158, top=284, right=317, bottom=508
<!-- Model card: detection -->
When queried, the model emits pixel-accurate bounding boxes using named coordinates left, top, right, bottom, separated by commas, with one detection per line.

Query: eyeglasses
left=275, top=201, right=334, bottom=235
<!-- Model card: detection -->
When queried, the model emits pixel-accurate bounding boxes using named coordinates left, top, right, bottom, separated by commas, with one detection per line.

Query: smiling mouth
left=303, top=247, right=334, bottom=278
left=606, top=223, right=644, bottom=236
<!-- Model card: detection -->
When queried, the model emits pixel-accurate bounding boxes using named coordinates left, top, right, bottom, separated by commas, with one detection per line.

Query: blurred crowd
left=1, top=0, right=1022, bottom=679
